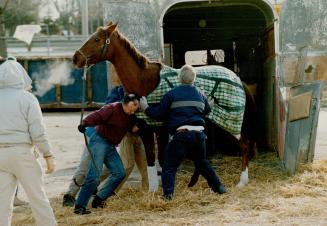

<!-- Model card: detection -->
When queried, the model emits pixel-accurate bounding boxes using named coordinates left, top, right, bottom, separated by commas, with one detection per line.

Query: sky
left=38, top=0, right=286, bottom=20
left=39, top=1, right=61, bottom=20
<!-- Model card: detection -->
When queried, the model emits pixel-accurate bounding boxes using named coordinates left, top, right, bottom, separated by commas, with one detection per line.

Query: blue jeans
left=162, top=131, right=222, bottom=196
left=75, top=127, right=125, bottom=208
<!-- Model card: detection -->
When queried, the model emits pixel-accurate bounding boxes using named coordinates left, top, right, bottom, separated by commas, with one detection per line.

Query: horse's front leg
left=236, top=136, right=250, bottom=188
left=236, top=163, right=249, bottom=188
left=139, top=127, right=159, bottom=192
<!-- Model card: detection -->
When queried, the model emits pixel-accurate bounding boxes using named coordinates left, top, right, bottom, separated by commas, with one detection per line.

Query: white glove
left=140, top=96, right=149, bottom=111
left=207, top=96, right=215, bottom=108
left=33, top=149, right=40, bottom=159
left=44, top=156, right=55, bottom=174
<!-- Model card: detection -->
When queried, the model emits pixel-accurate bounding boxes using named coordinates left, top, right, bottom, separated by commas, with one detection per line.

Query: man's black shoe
left=74, top=206, right=91, bottom=215
left=62, top=194, right=75, bottom=207
left=91, top=195, right=106, bottom=208
left=217, top=183, right=226, bottom=194
left=163, top=194, right=173, bottom=201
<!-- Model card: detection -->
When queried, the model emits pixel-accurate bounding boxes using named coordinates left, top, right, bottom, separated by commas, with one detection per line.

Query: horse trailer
left=102, top=0, right=326, bottom=174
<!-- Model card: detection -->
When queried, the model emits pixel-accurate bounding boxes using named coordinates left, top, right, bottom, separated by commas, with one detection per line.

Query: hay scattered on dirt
left=12, top=153, right=327, bottom=226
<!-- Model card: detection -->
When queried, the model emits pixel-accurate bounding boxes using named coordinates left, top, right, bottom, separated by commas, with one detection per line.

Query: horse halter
left=76, top=49, right=89, bottom=68
left=101, top=34, right=111, bottom=58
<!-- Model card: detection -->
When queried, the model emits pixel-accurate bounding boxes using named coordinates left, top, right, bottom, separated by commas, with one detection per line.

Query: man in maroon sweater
left=74, top=94, right=140, bottom=215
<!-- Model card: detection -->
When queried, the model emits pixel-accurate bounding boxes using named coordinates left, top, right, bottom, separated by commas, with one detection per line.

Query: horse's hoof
left=237, top=168, right=249, bottom=188
left=236, top=182, right=245, bottom=188
left=236, top=180, right=248, bottom=188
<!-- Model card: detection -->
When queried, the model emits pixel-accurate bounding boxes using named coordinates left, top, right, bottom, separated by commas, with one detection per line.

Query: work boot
left=62, top=194, right=76, bottom=207
left=74, top=205, right=91, bottom=215
left=14, top=196, right=27, bottom=206
left=163, top=193, right=173, bottom=201
left=91, top=195, right=106, bottom=208
left=216, top=183, right=227, bottom=194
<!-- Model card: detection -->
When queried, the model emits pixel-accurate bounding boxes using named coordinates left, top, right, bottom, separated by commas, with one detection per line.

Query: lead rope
left=73, top=64, right=101, bottom=187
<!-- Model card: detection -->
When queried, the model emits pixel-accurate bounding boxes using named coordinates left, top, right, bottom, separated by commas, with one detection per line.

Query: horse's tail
left=243, top=82, right=258, bottom=120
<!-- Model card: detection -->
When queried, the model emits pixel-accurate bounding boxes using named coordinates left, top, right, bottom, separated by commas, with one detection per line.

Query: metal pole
left=81, top=0, right=89, bottom=37
left=46, top=24, right=50, bottom=57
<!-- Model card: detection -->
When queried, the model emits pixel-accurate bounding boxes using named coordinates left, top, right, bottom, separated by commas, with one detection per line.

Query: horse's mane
left=114, top=30, right=162, bottom=69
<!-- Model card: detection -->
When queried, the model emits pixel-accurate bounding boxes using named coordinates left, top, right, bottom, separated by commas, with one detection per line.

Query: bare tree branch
left=2, top=0, right=10, bottom=11
left=53, top=0, right=60, bottom=12
left=0, top=0, right=11, bottom=14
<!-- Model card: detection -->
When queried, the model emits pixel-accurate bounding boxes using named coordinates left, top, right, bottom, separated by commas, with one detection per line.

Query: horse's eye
left=94, top=37, right=100, bottom=42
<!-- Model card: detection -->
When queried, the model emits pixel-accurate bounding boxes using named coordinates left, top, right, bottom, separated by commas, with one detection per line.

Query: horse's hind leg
left=140, top=129, right=155, bottom=166
left=188, top=168, right=200, bottom=187
left=154, top=126, right=169, bottom=168
left=236, top=135, right=250, bottom=188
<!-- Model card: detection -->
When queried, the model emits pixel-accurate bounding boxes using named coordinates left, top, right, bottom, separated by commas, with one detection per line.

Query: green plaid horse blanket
left=136, top=65, right=246, bottom=135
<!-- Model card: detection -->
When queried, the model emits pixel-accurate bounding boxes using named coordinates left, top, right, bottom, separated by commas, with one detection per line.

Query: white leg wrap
left=236, top=167, right=249, bottom=188
left=147, top=166, right=159, bottom=192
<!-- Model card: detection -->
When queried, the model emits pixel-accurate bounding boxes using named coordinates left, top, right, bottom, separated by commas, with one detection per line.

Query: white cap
left=179, top=64, right=196, bottom=84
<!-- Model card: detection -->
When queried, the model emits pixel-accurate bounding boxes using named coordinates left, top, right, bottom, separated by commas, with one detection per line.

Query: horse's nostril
left=72, top=51, right=86, bottom=67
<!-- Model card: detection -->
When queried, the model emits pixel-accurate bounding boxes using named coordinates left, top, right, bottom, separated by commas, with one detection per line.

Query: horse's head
left=73, top=22, right=117, bottom=68
left=73, top=21, right=161, bottom=96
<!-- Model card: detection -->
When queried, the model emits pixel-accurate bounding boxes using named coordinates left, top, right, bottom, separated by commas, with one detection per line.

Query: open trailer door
left=283, top=82, right=322, bottom=174
left=278, top=0, right=326, bottom=174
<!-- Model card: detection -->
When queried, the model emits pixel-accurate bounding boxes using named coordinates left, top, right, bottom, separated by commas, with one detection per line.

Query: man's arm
left=105, top=86, right=125, bottom=104
left=142, top=93, right=173, bottom=119
left=83, top=105, right=113, bottom=126
left=203, top=94, right=213, bottom=115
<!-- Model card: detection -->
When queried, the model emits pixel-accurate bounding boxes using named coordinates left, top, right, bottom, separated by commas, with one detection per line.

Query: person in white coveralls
left=0, top=58, right=57, bottom=226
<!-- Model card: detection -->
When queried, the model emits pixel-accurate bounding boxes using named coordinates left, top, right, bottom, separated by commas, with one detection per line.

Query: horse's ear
left=102, top=22, right=118, bottom=34
left=106, top=21, right=113, bottom=26
left=109, top=22, right=118, bottom=32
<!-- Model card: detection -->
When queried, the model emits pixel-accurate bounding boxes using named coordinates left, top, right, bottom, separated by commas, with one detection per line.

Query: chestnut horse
left=73, top=22, right=256, bottom=188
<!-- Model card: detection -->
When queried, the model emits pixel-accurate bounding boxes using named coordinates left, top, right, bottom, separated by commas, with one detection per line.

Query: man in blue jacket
left=140, top=64, right=226, bottom=200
